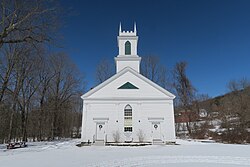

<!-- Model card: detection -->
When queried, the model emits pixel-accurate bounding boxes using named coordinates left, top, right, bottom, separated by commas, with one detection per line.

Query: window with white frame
left=124, top=104, right=132, bottom=132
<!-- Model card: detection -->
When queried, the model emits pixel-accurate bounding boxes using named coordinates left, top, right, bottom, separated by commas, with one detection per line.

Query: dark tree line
left=0, top=44, right=84, bottom=143
left=0, top=0, right=84, bottom=143
left=215, top=79, right=250, bottom=143
left=172, top=62, right=250, bottom=143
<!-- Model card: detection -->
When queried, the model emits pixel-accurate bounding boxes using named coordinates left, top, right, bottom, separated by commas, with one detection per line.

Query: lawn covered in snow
left=1, top=139, right=250, bottom=167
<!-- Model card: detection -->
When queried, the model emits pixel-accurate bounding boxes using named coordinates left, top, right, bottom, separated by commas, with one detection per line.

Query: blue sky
left=59, top=0, right=250, bottom=97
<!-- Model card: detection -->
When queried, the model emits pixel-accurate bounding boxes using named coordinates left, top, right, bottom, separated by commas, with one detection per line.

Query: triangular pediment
left=81, top=67, right=175, bottom=100
left=118, top=82, right=139, bottom=89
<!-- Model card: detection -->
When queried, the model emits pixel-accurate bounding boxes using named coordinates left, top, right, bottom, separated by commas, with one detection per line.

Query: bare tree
left=36, top=55, right=54, bottom=141
left=95, top=58, right=115, bottom=84
left=0, top=44, right=20, bottom=103
left=219, top=78, right=250, bottom=143
left=141, top=56, right=159, bottom=82
left=0, top=45, right=85, bottom=143
left=48, top=52, right=83, bottom=139
left=17, top=47, right=44, bottom=142
left=173, top=61, right=196, bottom=135
left=140, top=55, right=170, bottom=89
left=0, top=0, right=60, bottom=47
left=4, top=43, right=34, bottom=142
left=0, top=0, right=84, bottom=144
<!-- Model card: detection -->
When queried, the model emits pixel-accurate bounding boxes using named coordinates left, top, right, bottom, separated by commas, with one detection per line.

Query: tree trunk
left=7, top=106, right=15, bottom=142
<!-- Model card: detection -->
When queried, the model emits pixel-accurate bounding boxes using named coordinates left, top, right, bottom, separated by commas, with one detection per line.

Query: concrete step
left=94, top=140, right=105, bottom=146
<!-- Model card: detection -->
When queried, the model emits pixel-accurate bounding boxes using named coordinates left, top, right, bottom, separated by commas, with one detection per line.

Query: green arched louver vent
left=118, top=82, right=139, bottom=89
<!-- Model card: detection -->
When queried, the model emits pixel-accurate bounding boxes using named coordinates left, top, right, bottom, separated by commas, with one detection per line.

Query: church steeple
left=115, top=23, right=141, bottom=73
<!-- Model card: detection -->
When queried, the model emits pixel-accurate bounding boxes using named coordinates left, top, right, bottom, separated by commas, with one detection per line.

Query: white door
left=152, top=123, right=161, bottom=140
left=96, top=123, right=105, bottom=141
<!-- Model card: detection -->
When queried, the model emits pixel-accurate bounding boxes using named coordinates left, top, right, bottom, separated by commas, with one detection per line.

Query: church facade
left=81, top=24, right=176, bottom=144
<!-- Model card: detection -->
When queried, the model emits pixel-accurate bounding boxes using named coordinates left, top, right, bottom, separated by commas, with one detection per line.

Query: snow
left=1, top=139, right=250, bottom=167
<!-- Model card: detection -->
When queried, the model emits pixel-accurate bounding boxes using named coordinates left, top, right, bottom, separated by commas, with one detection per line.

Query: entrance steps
left=94, top=140, right=105, bottom=146
left=152, top=139, right=164, bottom=145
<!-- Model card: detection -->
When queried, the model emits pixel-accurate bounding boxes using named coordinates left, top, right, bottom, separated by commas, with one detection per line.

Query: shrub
left=112, top=130, right=120, bottom=143
left=137, top=129, right=145, bottom=142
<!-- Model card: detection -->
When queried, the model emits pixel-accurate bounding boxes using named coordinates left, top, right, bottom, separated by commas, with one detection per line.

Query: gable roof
left=81, top=67, right=175, bottom=100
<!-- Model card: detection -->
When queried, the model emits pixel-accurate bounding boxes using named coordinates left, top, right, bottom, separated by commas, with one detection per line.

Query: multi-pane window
left=124, top=104, right=132, bottom=132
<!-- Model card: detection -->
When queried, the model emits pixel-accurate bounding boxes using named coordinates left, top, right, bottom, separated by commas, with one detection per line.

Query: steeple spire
left=119, top=22, right=122, bottom=33
left=134, top=22, right=137, bottom=34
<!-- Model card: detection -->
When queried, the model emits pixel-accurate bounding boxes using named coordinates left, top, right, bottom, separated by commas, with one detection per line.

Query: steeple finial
left=134, top=22, right=137, bottom=34
left=119, top=22, right=122, bottom=33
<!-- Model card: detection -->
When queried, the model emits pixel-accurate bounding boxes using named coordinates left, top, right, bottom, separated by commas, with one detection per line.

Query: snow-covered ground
left=1, top=139, right=250, bottom=167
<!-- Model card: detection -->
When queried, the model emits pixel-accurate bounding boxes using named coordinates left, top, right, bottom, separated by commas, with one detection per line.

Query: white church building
left=81, top=24, right=176, bottom=145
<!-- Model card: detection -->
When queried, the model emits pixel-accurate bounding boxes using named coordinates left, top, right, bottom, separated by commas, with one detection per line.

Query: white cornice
left=83, top=97, right=174, bottom=101
left=117, top=36, right=138, bottom=39
left=115, top=56, right=141, bottom=61
left=81, top=67, right=175, bottom=100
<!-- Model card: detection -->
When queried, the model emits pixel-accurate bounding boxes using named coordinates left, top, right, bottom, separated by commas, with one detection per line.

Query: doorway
left=152, top=123, right=161, bottom=140
left=96, top=122, right=105, bottom=141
